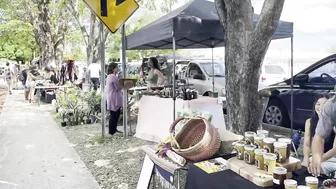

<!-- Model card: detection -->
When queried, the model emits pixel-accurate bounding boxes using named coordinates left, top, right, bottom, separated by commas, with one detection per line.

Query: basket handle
left=169, top=116, right=205, bottom=150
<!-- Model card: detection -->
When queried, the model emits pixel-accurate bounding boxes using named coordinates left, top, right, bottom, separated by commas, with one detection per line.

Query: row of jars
left=276, top=176, right=318, bottom=189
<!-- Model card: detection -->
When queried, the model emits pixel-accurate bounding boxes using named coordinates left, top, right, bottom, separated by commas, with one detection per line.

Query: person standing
left=106, top=63, right=122, bottom=135
left=26, top=66, right=37, bottom=103
left=11, top=63, right=19, bottom=89
left=88, top=62, right=101, bottom=90
left=146, top=57, right=166, bottom=87
left=4, top=62, right=13, bottom=95
left=311, top=95, right=336, bottom=176
left=20, top=67, right=29, bottom=100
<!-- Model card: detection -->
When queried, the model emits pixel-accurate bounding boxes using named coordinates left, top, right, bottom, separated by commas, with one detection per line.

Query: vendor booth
left=127, top=0, right=298, bottom=188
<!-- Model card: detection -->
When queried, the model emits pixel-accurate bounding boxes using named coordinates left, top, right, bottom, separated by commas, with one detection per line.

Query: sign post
left=83, top=0, right=139, bottom=137
left=100, top=21, right=106, bottom=138
left=121, top=24, right=127, bottom=137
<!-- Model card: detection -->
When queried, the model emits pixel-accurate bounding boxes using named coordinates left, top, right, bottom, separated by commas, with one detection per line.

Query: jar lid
left=244, top=145, right=256, bottom=151
left=284, top=179, right=297, bottom=186
left=278, top=138, right=292, bottom=144
left=297, top=186, right=310, bottom=189
left=236, top=140, right=246, bottom=146
left=245, top=131, right=256, bottom=137
left=263, top=137, right=276, bottom=143
left=274, top=142, right=287, bottom=148
left=305, top=176, right=318, bottom=184
left=254, top=134, right=265, bottom=140
left=257, top=129, right=269, bottom=135
left=255, top=148, right=267, bottom=155
left=263, top=153, right=277, bottom=160
left=273, top=167, right=287, bottom=175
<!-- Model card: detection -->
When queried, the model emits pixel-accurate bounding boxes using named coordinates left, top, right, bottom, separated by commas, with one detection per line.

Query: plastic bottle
left=292, top=129, right=302, bottom=151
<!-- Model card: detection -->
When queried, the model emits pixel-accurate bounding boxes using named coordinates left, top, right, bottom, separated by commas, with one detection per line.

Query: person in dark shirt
left=44, top=67, right=59, bottom=84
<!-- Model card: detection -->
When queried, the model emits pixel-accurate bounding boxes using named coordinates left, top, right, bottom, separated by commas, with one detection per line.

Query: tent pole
left=211, top=38, right=215, bottom=93
left=290, top=35, right=294, bottom=138
left=173, top=35, right=176, bottom=121
left=212, top=47, right=214, bottom=93
left=121, top=24, right=128, bottom=137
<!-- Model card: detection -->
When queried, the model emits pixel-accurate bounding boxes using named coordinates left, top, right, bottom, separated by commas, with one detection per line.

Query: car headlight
left=221, top=88, right=226, bottom=96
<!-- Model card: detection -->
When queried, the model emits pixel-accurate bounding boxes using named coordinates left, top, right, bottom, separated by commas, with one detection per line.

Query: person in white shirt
left=4, top=62, right=13, bottom=95
left=88, top=62, right=101, bottom=90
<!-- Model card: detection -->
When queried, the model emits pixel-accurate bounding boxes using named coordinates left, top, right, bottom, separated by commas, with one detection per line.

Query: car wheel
left=263, top=99, right=289, bottom=127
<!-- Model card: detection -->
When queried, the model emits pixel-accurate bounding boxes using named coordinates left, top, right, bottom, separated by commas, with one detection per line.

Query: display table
left=135, top=95, right=225, bottom=142
left=186, top=158, right=323, bottom=189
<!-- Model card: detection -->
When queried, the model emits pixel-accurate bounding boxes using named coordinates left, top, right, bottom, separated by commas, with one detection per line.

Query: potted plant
left=59, top=108, right=67, bottom=127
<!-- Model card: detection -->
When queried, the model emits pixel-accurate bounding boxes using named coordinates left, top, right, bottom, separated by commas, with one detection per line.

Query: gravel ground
left=61, top=124, right=155, bottom=189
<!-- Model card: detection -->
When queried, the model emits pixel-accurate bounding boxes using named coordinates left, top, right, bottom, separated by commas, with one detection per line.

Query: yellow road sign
left=83, top=0, right=139, bottom=33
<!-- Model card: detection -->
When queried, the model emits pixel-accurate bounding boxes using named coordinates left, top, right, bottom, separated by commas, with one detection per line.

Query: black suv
left=263, top=54, right=336, bottom=130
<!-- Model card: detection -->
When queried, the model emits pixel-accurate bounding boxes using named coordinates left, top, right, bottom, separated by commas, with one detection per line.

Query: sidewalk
left=0, top=90, right=101, bottom=189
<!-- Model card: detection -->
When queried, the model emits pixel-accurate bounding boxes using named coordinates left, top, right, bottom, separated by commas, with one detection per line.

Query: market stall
left=126, top=0, right=295, bottom=133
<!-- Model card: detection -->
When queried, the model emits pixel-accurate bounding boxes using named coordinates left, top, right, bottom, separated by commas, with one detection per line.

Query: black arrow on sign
left=100, top=0, right=107, bottom=17
left=115, top=0, right=126, bottom=6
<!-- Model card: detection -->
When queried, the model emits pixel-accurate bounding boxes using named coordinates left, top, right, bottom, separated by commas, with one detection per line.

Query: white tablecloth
left=135, top=95, right=226, bottom=142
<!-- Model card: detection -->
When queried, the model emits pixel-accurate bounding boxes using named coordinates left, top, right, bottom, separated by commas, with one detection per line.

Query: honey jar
left=263, top=137, right=276, bottom=153
left=278, top=138, right=292, bottom=160
left=273, top=167, right=287, bottom=189
left=305, top=176, right=318, bottom=189
left=254, top=134, right=265, bottom=148
left=264, top=153, right=277, bottom=174
left=284, top=179, right=297, bottom=189
left=234, top=141, right=246, bottom=160
left=257, top=129, right=269, bottom=137
left=255, top=148, right=267, bottom=170
left=244, top=145, right=256, bottom=164
left=274, top=142, right=287, bottom=163
left=245, top=131, right=256, bottom=145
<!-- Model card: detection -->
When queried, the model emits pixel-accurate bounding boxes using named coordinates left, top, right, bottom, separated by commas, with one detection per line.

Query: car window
left=308, top=60, right=336, bottom=84
left=200, top=62, right=225, bottom=77
left=264, top=65, right=285, bottom=75
left=188, top=63, right=203, bottom=78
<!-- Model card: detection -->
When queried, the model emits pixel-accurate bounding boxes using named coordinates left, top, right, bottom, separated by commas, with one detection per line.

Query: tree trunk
left=215, top=0, right=285, bottom=134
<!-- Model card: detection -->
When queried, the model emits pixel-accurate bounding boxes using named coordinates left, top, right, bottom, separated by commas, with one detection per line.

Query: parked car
left=184, top=60, right=226, bottom=96
left=259, top=64, right=287, bottom=89
left=263, top=54, right=336, bottom=130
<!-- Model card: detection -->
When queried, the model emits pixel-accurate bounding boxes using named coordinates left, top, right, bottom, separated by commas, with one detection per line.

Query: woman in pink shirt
left=106, top=63, right=123, bottom=135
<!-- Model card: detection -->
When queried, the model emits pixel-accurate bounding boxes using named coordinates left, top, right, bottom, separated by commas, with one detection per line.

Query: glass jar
left=273, top=167, right=287, bottom=189
left=263, top=137, right=276, bottom=153
left=255, top=148, right=267, bottom=170
left=305, top=176, right=318, bottom=189
left=278, top=138, right=292, bottom=160
left=284, top=179, right=297, bottom=189
left=257, top=129, right=269, bottom=137
left=244, top=145, right=256, bottom=164
left=274, top=142, right=287, bottom=163
left=254, top=134, right=265, bottom=148
left=263, top=153, right=277, bottom=174
left=235, top=141, right=246, bottom=160
left=245, top=131, right=256, bottom=145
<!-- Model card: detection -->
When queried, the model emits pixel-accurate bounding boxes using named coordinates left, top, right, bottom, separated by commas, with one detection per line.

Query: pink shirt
left=106, top=74, right=123, bottom=111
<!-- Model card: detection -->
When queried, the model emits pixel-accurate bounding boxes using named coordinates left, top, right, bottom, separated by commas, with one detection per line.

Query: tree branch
left=248, top=0, right=285, bottom=63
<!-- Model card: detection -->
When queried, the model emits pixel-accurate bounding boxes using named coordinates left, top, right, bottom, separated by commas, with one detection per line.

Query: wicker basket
left=169, top=117, right=221, bottom=161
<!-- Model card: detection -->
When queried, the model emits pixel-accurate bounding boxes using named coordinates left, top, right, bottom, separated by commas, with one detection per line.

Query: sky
left=128, top=0, right=336, bottom=60
left=174, top=0, right=336, bottom=60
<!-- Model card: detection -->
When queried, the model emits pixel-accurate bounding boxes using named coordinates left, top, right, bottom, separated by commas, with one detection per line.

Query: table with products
left=35, top=85, right=72, bottom=106
left=185, top=130, right=332, bottom=189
